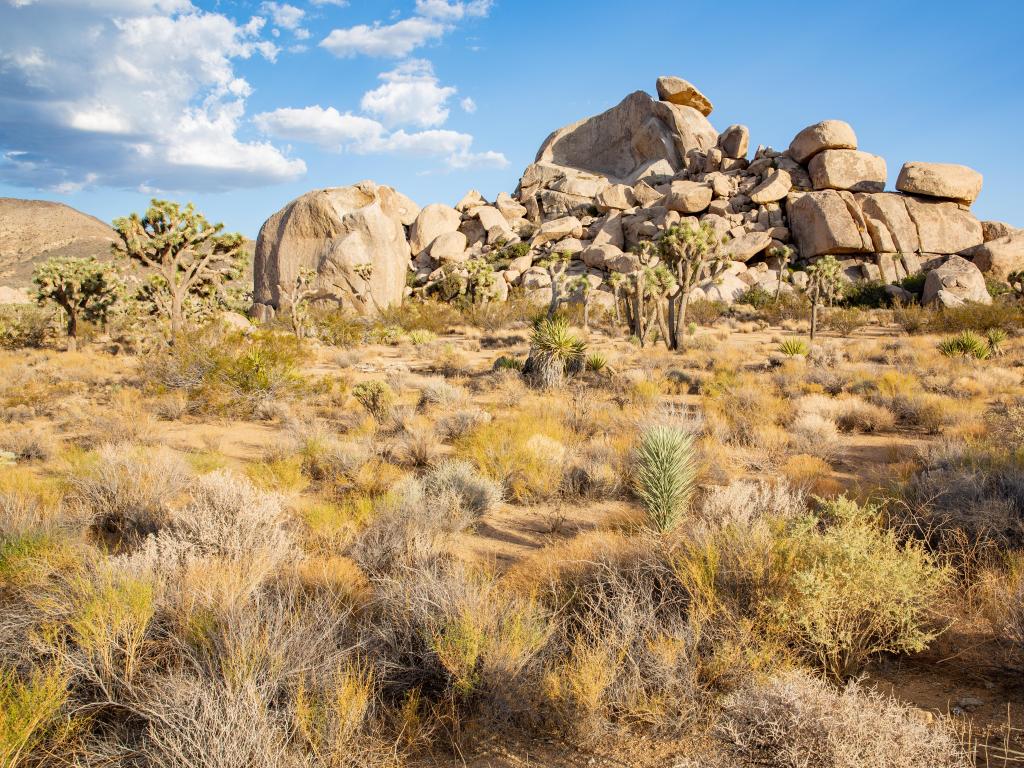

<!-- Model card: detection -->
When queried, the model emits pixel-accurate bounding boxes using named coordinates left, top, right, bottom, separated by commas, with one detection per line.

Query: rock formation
left=253, top=77, right=1019, bottom=317
left=253, top=181, right=417, bottom=316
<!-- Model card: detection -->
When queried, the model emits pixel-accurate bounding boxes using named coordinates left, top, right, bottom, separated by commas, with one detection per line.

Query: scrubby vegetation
left=1, top=254, right=1023, bottom=766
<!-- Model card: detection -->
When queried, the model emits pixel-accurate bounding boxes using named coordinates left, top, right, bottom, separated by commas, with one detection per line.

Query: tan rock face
left=430, top=231, right=468, bottom=263
left=788, top=120, right=858, bottom=164
left=409, top=203, right=462, bottom=255
left=809, top=149, right=887, bottom=193
left=896, top=162, right=983, bottom=205
left=533, top=216, right=583, bottom=246
left=595, top=184, right=637, bottom=212
left=922, top=255, right=991, bottom=306
left=749, top=169, right=793, bottom=205
left=982, top=220, right=1019, bottom=242
left=969, top=234, right=1024, bottom=281
left=857, top=193, right=920, bottom=254
left=718, top=124, right=749, bottom=159
left=787, top=190, right=872, bottom=258
left=721, top=230, right=772, bottom=262
left=655, top=76, right=713, bottom=116
left=253, top=182, right=411, bottom=314
left=663, top=181, right=713, bottom=214
left=904, top=197, right=983, bottom=254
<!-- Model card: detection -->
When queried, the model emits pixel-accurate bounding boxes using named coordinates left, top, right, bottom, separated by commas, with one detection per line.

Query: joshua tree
left=33, top=257, right=121, bottom=351
left=658, top=222, right=725, bottom=349
left=112, top=199, right=245, bottom=337
left=566, top=275, right=595, bottom=331
left=522, top=315, right=586, bottom=389
left=770, top=244, right=795, bottom=303
left=279, top=269, right=319, bottom=338
left=805, top=255, right=843, bottom=342
left=538, top=251, right=573, bottom=318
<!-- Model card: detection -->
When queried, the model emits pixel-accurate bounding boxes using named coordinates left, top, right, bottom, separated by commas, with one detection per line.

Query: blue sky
left=1, top=0, right=1022, bottom=237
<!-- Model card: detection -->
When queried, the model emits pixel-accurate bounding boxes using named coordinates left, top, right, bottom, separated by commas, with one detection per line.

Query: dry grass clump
left=67, top=443, right=193, bottom=545
left=720, top=670, right=970, bottom=768
left=456, top=410, right=569, bottom=504
left=417, top=377, right=466, bottom=409
left=788, top=412, right=840, bottom=462
left=435, top=406, right=492, bottom=442
left=702, top=371, right=790, bottom=447
left=0, top=424, right=57, bottom=462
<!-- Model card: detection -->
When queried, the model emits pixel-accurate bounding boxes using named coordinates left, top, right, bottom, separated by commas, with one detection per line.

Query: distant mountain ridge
left=0, top=198, right=117, bottom=287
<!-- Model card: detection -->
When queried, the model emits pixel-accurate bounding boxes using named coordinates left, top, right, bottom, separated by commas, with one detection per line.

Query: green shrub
left=823, top=307, right=867, bottom=336
left=930, top=300, right=1023, bottom=333
left=737, top=286, right=775, bottom=309
left=632, top=426, right=697, bottom=532
left=308, top=307, right=365, bottom=347
left=841, top=280, right=890, bottom=309
left=899, top=272, right=927, bottom=296
left=779, top=497, right=949, bottom=679
left=378, top=299, right=461, bottom=334
left=757, top=292, right=811, bottom=325
left=144, top=324, right=308, bottom=415
left=687, top=299, right=729, bottom=326
left=585, top=353, right=608, bottom=372
left=0, top=305, right=54, bottom=349
left=352, top=380, right=395, bottom=421
left=493, top=355, right=523, bottom=372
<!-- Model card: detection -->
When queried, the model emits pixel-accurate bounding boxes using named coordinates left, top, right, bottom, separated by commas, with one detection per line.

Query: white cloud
left=360, top=59, right=455, bottom=128
left=414, top=0, right=492, bottom=20
left=0, top=0, right=304, bottom=191
left=253, top=106, right=384, bottom=149
left=261, top=1, right=304, bottom=31
left=309, top=0, right=346, bottom=5
left=320, top=17, right=445, bottom=58
left=460, top=96, right=476, bottom=113
left=254, top=104, right=507, bottom=170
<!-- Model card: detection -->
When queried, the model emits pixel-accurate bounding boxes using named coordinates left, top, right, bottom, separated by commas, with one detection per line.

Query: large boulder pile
left=254, top=77, right=1020, bottom=316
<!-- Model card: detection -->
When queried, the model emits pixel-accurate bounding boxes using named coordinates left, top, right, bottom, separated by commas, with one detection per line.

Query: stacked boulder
left=253, top=77, right=1022, bottom=317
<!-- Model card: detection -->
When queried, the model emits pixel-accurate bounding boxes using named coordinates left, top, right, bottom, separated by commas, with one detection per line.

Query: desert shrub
left=779, top=497, right=948, bottom=679
left=308, top=306, right=366, bottom=347
left=456, top=412, right=568, bottom=504
left=378, top=299, right=461, bottom=334
left=366, top=563, right=548, bottom=730
left=755, top=292, right=811, bottom=325
left=407, top=329, right=436, bottom=346
left=906, top=439, right=1024, bottom=548
left=841, top=279, right=890, bottom=309
left=351, top=380, right=395, bottom=421
left=788, top=413, right=840, bottom=462
left=703, top=372, right=789, bottom=446
left=584, top=353, right=607, bottom=372
left=492, top=355, right=523, bottom=372
left=832, top=397, right=896, bottom=433
left=778, top=338, right=808, bottom=356
left=737, top=285, right=775, bottom=309
left=930, top=300, right=1023, bottom=333
left=0, top=305, right=54, bottom=350
left=417, top=378, right=465, bottom=409
left=563, top=439, right=624, bottom=499
left=461, top=293, right=534, bottom=331
left=422, top=459, right=502, bottom=519
left=436, top=407, right=492, bottom=442
left=892, top=300, right=930, bottom=333
left=687, top=298, right=729, bottom=326
left=67, top=444, right=192, bottom=546
left=0, top=664, right=74, bottom=767
left=0, top=425, right=56, bottom=462
left=721, top=670, right=969, bottom=768
left=393, top=428, right=441, bottom=469
left=145, top=324, right=308, bottom=416
left=522, top=317, right=585, bottom=389
left=632, top=426, right=697, bottom=532
left=823, top=307, right=868, bottom=336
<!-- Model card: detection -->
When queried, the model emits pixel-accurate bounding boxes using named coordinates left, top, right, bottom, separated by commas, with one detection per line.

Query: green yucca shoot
left=633, top=425, right=698, bottom=532
left=778, top=338, right=810, bottom=356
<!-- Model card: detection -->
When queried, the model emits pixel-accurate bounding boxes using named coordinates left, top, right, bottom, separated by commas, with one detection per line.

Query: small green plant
left=522, top=316, right=586, bottom=389
left=585, top=353, right=608, bottom=372
left=778, top=338, right=809, bottom=356
left=493, top=355, right=523, bottom=372
left=937, top=330, right=990, bottom=360
left=352, top=380, right=395, bottom=420
left=986, top=327, right=1008, bottom=356
left=632, top=425, right=697, bottom=532
left=0, top=306, right=53, bottom=350
left=407, top=329, right=437, bottom=346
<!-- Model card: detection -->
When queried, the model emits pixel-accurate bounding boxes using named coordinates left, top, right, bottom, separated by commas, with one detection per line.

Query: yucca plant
left=778, top=338, right=810, bottom=356
left=986, top=328, right=1008, bottom=357
left=937, top=330, right=990, bottom=360
left=632, top=425, right=698, bottom=532
left=492, top=355, right=523, bottom=372
left=585, top=352, right=608, bottom=372
left=523, top=316, right=586, bottom=389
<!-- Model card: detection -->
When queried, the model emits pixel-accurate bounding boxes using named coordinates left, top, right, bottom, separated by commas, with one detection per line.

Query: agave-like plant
left=986, top=328, right=1008, bottom=357
left=938, top=330, right=990, bottom=360
left=585, top=352, right=608, bottom=372
left=523, top=316, right=586, bottom=389
left=633, top=425, right=698, bottom=532
left=778, top=338, right=810, bottom=357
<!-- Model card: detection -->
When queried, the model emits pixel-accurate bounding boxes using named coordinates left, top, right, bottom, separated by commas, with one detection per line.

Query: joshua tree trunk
left=64, top=305, right=78, bottom=352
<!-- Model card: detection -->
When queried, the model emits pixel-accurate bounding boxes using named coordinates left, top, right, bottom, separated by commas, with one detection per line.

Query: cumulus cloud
left=460, top=96, right=476, bottom=113
left=320, top=17, right=446, bottom=58
left=360, top=59, right=455, bottom=128
left=320, top=0, right=491, bottom=58
left=0, top=0, right=304, bottom=191
left=261, top=1, right=304, bottom=31
left=254, top=104, right=508, bottom=170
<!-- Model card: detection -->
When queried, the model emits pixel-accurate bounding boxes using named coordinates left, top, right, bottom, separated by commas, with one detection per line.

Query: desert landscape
left=2, top=64, right=1024, bottom=768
